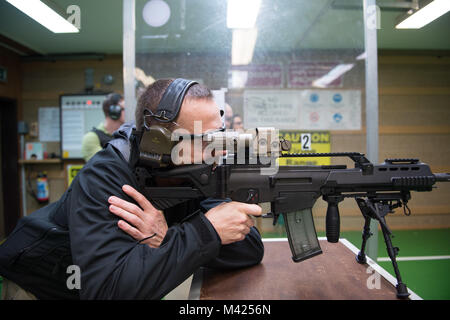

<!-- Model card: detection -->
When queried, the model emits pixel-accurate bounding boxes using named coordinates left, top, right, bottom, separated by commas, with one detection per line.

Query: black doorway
left=0, top=97, right=19, bottom=238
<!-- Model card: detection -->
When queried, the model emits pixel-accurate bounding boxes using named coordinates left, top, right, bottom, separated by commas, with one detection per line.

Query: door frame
left=0, top=97, right=20, bottom=237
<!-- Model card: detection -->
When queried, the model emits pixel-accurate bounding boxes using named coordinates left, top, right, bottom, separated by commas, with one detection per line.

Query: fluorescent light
left=312, top=64, right=354, bottom=88
left=229, top=70, right=249, bottom=88
left=231, top=28, right=258, bottom=65
left=396, top=0, right=450, bottom=29
left=227, top=0, right=261, bottom=29
left=6, top=0, right=79, bottom=33
left=356, top=52, right=367, bottom=60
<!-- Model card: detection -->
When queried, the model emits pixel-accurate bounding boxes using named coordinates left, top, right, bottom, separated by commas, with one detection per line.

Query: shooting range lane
left=193, top=239, right=416, bottom=300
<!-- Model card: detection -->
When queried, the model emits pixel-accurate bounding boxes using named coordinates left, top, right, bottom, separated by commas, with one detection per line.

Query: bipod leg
left=357, top=215, right=372, bottom=264
left=355, top=198, right=373, bottom=264
left=378, top=215, right=410, bottom=299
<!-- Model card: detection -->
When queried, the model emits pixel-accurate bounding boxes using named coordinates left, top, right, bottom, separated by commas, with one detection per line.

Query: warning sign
left=279, top=131, right=331, bottom=166
left=67, top=164, right=84, bottom=186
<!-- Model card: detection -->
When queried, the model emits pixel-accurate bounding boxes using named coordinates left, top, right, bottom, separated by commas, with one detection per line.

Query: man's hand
left=108, top=185, right=168, bottom=248
left=205, top=202, right=262, bottom=245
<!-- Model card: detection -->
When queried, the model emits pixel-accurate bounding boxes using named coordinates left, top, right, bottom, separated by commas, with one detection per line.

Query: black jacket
left=0, top=127, right=264, bottom=300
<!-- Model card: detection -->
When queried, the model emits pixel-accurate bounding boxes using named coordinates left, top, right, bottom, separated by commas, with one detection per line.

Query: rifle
left=134, top=128, right=450, bottom=299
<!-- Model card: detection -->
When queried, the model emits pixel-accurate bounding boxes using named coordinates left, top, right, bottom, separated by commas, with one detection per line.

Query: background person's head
left=225, top=103, right=233, bottom=129
left=103, top=93, right=125, bottom=124
left=231, top=114, right=243, bottom=130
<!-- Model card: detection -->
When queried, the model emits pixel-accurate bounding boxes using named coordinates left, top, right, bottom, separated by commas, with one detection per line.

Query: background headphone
left=105, top=93, right=123, bottom=120
left=134, top=78, right=198, bottom=168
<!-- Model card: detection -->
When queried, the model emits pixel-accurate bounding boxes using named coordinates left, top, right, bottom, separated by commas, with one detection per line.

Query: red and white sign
left=229, top=63, right=283, bottom=88
left=288, top=62, right=343, bottom=88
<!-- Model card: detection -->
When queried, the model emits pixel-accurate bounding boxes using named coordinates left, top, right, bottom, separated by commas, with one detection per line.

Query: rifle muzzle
left=434, top=173, right=450, bottom=182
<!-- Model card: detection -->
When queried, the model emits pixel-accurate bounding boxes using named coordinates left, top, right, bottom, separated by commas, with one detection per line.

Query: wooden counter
left=189, top=238, right=421, bottom=300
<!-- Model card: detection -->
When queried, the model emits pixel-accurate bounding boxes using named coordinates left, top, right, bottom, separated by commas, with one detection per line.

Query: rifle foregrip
left=326, top=202, right=340, bottom=243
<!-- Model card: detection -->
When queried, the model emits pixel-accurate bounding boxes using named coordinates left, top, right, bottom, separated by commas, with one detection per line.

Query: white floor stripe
left=377, top=255, right=450, bottom=262
left=339, top=239, right=422, bottom=300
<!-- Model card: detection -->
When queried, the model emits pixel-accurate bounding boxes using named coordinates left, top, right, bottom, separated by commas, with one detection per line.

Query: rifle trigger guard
left=261, top=212, right=280, bottom=226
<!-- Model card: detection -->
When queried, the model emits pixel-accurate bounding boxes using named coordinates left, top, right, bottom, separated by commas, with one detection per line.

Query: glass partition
left=133, top=0, right=369, bottom=236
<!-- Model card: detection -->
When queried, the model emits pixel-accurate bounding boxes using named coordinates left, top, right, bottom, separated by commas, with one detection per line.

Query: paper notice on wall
left=243, top=90, right=361, bottom=130
left=243, top=90, right=300, bottom=129
left=38, top=107, right=60, bottom=142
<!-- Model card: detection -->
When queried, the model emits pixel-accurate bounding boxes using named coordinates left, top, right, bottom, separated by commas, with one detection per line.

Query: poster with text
left=244, top=90, right=361, bottom=130
left=243, top=90, right=300, bottom=129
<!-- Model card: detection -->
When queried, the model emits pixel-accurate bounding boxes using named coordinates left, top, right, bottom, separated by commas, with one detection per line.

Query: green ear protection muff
left=134, top=78, right=198, bottom=168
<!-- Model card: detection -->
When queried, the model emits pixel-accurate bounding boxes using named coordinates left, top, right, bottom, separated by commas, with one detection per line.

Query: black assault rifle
left=134, top=130, right=450, bottom=299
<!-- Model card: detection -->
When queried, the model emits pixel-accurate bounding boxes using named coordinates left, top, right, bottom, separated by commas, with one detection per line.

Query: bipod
left=354, top=197, right=410, bottom=299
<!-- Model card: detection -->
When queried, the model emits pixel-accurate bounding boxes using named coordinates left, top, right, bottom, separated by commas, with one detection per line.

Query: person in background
left=224, top=103, right=234, bottom=129
left=81, top=93, right=125, bottom=162
left=231, top=114, right=244, bottom=130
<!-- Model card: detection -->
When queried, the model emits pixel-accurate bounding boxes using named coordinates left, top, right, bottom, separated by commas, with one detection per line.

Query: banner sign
left=67, top=164, right=84, bottom=186
left=229, top=63, right=283, bottom=88
left=288, top=62, right=343, bottom=88
left=278, top=131, right=331, bottom=166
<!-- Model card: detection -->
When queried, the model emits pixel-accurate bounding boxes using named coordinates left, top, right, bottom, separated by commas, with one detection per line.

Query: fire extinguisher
left=36, top=171, right=49, bottom=204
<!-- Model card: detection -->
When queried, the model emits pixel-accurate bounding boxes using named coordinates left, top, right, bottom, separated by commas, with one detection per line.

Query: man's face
left=172, top=98, right=225, bottom=164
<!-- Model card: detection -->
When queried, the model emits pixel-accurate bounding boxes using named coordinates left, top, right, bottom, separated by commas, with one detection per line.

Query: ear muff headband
left=151, top=78, right=198, bottom=123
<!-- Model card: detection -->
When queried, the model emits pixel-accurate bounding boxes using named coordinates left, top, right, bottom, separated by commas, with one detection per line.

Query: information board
left=60, top=94, right=108, bottom=159
left=244, top=89, right=361, bottom=130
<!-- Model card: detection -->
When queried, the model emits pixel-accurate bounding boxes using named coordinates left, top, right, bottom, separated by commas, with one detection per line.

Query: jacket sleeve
left=68, top=154, right=221, bottom=300
left=199, top=198, right=264, bottom=270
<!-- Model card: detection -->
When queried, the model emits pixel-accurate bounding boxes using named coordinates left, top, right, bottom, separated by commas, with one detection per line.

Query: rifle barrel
left=434, top=173, right=450, bottom=182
